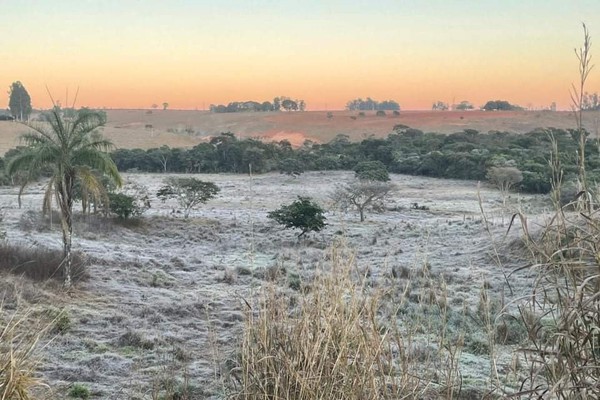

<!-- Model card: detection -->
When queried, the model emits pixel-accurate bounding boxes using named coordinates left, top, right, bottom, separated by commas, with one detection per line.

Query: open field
left=1, top=109, right=600, bottom=155
left=0, top=171, right=550, bottom=398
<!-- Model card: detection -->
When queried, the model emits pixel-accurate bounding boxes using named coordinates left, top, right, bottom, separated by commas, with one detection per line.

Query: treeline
left=2, top=126, right=596, bottom=194
left=346, top=98, right=400, bottom=111
left=210, top=96, right=306, bottom=113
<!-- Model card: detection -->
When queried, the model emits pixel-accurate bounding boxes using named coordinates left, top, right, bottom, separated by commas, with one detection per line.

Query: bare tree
left=331, top=181, right=393, bottom=222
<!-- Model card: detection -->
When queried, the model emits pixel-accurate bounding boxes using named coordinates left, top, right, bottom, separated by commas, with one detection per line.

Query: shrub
left=354, top=160, right=390, bottom=182
left=0, top=243, right=88, bottom=282
left=375, top=110, right=386, bottom=116
left=108, top=193, right=142, bottom=219
left=267, top=196, right=326, bottom=237
left=68, top=383, right=90, bottom=399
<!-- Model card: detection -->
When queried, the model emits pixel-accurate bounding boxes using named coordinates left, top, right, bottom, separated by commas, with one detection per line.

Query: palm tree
left=7, top=108, right=122, bottom=288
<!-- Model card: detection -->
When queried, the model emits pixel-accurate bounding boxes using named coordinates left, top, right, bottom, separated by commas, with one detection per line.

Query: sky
left=1, top=0, right=600, bottom=111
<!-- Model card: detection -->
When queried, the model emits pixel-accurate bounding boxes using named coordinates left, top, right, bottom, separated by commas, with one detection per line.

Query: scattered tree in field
left=354, top=161, right=390, bottom=182
left=157, top=178, right=219, bottom=218
left=487, top=166, right=523, bottom=206
left=151, top=103, right=158, bottom=110
left=432, top=101, right=449, bottom=111
left=108, top=193, right=141, bottom=219
left=162, top=102, right=169, bottom=110
left=375, top=110, right=386, bottom=116
left=268, top=196, right=326, bottom=237
left=455, top=100, right=474, bottom=110
left=331, top=180, right=393, bottom=222
left=8, top=81, right=32, bottom=121
left=7, top=108, right=122, bottom=287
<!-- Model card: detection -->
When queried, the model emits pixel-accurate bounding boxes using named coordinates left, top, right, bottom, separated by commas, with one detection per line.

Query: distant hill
left=0, top=109, right=597, bottom=155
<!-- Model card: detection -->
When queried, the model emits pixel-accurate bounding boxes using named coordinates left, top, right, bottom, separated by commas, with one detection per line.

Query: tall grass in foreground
left=231, top=243, right=463, bottom=400
left=509, top=23, right=600, bottom=399
left=0, top=303, right=50, bottom=399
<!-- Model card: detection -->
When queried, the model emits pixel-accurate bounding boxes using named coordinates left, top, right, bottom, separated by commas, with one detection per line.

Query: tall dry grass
left=230, top=242, right=464, bottom=399
left=0, top=303, right=50, bottom=399
left=507, top=23, right=600, bottom=399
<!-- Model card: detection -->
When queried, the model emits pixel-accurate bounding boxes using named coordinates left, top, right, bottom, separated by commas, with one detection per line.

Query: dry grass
left=0, top=243, right=88, bottom=283
left=0, top=302, right=51, bottom=399
left=231, top=241, right=465, bottom=399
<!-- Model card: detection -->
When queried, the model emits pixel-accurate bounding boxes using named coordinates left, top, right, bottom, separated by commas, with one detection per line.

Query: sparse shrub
left=287, top=272, right=301, bottom=290
left=118, top=330, right=154, bottom=350
left=267, top=196, right=326, bottom=237
left=375, top=110, right=386, bottom=116
left=0, top=243, right=88, bottom=282
left=68, top=383, right=90, bottom=399
left=358, top=111, right=365, bottom=117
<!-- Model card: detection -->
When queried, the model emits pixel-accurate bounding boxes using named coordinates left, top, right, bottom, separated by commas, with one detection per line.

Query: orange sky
left=1, top=1, right=599, bottom=111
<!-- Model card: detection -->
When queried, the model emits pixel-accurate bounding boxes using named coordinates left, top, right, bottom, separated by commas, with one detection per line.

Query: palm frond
left=71, top=149, right=123, bottom=188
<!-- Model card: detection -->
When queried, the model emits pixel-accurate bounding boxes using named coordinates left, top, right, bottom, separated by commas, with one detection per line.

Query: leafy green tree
left=8, top=81, right=32, bottom=121
left=157, top=178, right=219, bottom=218
left=162, top=102, right=169, bottom=110
left=108, top=193, right=139, bottom=219
left=7, top=108, right=122, bottom=287
left=268, top=196, right=326, bottom=237
left=354, top=161, right=390, bottom=182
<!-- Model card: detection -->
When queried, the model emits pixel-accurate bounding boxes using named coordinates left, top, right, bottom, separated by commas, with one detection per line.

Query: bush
left=375, top=110, right=386, bottom=116
left=0, top=244, right=88, bottom=282
left=68, top=383, right=90, bottom=399
left=108, top=193, right=143, bottom=219
left=267, top=196, right=326, bottom=237
left=354, top=160, right=390, bottom=182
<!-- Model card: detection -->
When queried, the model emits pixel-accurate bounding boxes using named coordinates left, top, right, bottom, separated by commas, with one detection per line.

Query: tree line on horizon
left=209, top=96, right=306, bottom=113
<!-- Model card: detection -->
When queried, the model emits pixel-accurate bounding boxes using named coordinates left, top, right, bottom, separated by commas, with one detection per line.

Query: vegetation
left=157, top=177, right=219, bottom=218
left=210, top=96, right=305, bottom=113
left=103, top=124, right=600, bottom=195
left=8, top=81, right=32, bottom=121
left=482, top=100, right=523, bottom=111
left=354, top=160, right=390, bottom=182
left=267, top=196, right=326, bottom=237
left=346, top=97, right=400, bottom=111
left=432, top=100, right=449, bottom=110
left=6, top=107, right=122, bottom=288
left=331, top=180, right=393, bottom=222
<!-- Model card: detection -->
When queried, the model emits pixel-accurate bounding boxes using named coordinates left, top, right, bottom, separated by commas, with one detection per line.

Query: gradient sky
left=1, top=0, right=600, bottom=110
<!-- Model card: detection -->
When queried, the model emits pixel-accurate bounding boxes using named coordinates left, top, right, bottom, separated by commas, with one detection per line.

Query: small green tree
left=268, top=196, right=326, bottom=237
left=157, top=178, right=219, bottom=218
left=108, top=193, right=148, bottom=219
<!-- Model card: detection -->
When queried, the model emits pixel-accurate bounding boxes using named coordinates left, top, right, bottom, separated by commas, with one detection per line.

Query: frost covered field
left=0, top=171, right=549, bottom=399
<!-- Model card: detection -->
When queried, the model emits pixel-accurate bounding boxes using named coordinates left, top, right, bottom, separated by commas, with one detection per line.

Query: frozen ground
left=0, top=171, right=550, bottom=399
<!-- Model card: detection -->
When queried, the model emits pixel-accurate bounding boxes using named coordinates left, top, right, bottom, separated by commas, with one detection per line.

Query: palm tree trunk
left=58, top=177, right=75, bottom=289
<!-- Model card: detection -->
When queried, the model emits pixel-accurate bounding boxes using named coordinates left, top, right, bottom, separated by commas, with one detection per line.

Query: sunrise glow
left=1, top=1, right=599, bottom=111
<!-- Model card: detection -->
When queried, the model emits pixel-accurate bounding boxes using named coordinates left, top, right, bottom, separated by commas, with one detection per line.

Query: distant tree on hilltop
left=482, top=100, right=522, bottom=111
left=346, top=97, right=400, bottom=111
left=8, top=81, right=32, bottom=121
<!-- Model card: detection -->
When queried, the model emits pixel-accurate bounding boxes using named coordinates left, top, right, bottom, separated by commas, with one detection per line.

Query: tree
left=7, top=108, right=122, bottom=288
left=162, top=102, right=169, bottom=110
left=582, top=92, right=600, bottom=111
left=281, top=99, right=298, bottom=111
left=432, top=101, right=449, bottom=111
left=486, top=166, right=523, bottom=206
left=157, top=177, right=219, bottom=218
left=482, top=100, right=522, bottom=111
left=331, top=181, right=393, bottom=222
left=455, top=101, right=474, bottom=110
left=8, top=81, right=32, bottom=121
left=354, top=161, right=390, bottom=182
left=267, top=196, right=326, bottom=237
left=151, top=103, right=158, bottom=110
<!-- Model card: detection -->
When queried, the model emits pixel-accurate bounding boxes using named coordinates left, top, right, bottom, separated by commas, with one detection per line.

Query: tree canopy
left=8, top=81, right=32, bottom=121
